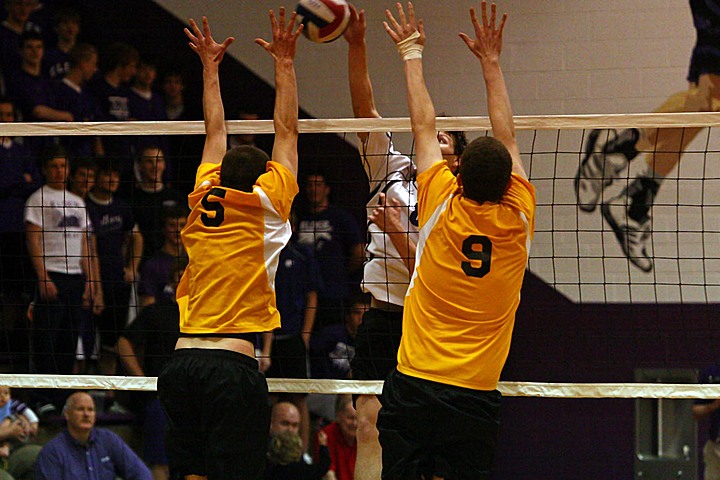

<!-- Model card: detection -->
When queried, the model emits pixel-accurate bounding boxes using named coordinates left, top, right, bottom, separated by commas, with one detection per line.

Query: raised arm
left=384, top=3, right=442, bottom=175
left=344, top=4, right=380, bottom=134
left=459, top=2, right=525, bottom=179
left=255, top=8, right=303, bottom=177
left=184, top=16, right=235, bottom=165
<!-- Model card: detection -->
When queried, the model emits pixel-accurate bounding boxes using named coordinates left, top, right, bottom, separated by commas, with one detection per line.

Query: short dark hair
left=161, top=205, right=190, bottom=226
left=41, top=144, right=68, bottom=167
left=94, top=158, right=120, bottom=175
left=53, top=7, right=81, bottom=26
left=69, top=156, right=95, bottom=175
left=19, top=30, right=43, bottom=48
left=0, top=95, right=14, bottom=107
left=68, top=43, right=96, bottom=68
left=458, top=137, right=512, bottom=204
left=448, top=130, right=468, bottom=156
left=103, top=42, right=139, bottom=72
left=219, top=145, right=269, bottom=192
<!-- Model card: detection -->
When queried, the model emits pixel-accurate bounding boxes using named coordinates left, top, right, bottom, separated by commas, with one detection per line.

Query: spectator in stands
left=53, top=43, right=103, bottom=158
left=263, top=211, right=321, bottom=453
left=89, top=41, right=138, bottom=170
left=315, top=395, right=357, bottom=480
left=693, top=362, right=720, bottom=480
left=118, top=259, right=185, bottom=480
left=311, top=294, right=368, bottom=381
left=128, top=145, right=184, bottom=260
left=0, top=385, right=41, bottom=480
left=270, top=401, right=301, bottom=437
left=25, top=145, right=102, bottom=414
left=65, top=157, right=100, bottom=374
left=296, top=171, right=364, bottom=331
left=8, top=30, right=72, bottom=122
left=160, top=70, right=202, bottom=193
left=86, top=159, right=142, bottom=412
left=34, top=391, right=152, bottom=480
left=265, top=430, right=331, bottom=480
left=43, top=7, right=80, bottom=80
left=0, top=96, right=42, bottom=371
left=137, top=205, right=187, bottom=309
left=129, top=60, right=167, bottom=163
left=66, top=156, right=95, bottom=199
left=0, top=0, right=41, bottom=78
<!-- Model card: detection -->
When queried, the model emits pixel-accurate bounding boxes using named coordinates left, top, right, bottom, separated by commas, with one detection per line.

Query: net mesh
left=0, top=113, right=718, bottom=400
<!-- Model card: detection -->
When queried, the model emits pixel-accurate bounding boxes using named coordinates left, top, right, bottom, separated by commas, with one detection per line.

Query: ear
left=456, top=172, right=464, bottom=190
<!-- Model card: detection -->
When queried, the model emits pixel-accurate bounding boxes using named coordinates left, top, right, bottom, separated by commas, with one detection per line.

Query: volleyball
left=296, top=0, right=350, bottom=43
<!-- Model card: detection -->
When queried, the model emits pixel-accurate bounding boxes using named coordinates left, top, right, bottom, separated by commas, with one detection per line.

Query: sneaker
left=601, top=176, right=658, bottom=273
left=575, top=128, right=640, bottom=212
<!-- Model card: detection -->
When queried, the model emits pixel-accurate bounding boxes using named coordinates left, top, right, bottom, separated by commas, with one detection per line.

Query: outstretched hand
left=184, top=16, right=235, bottom=66
left=343, top=4, right=366, bottom=45
left=459, top=1, right=507, bottom=63
left=383, top=2, right=425, bottom=46
left=255, top=7, right=303, bottom=62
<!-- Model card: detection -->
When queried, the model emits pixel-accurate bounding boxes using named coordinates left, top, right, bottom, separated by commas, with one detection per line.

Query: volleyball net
left=0, top=113, right=718, bottom=400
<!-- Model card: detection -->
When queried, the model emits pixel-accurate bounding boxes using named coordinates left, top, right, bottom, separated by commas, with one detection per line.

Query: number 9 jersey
left=176, top=161, right=299, bottom=336
left=397, top=161, right=536, bottom=391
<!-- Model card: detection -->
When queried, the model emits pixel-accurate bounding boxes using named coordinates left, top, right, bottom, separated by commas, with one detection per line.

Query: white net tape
left=1, top=374, right=719, bottom=399
left=2, top=112, right=720, bottom=136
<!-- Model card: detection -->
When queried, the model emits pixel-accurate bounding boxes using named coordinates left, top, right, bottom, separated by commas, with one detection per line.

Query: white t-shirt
left=361, top=132, right=419, bottom=306
left=24, top=185, right=89, bottom=275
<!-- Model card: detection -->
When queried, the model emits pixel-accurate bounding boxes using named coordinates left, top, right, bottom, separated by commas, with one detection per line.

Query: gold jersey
left=177, top=161, right=298, bottom=335
left=397, top=162, right=536, bottom=390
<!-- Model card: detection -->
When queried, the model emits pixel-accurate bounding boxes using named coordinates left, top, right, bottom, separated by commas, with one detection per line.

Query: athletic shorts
left=157, top=348, right=271, bottom=480
left=265, top=335, right=308, bottom=379
left=350, top=308, right=402, bottom=381
left=377, top=369, right=502, bottom=480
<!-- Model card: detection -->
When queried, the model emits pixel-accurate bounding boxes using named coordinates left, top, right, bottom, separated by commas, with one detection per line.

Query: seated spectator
left=43, top=7, right=81, bottom=80
left=0, top=0, right=41, bottom=78
left=34, top=392, right=151, bottom=480
left=314, top=395, right=357, bottom=480
left=265, top=431, right=330, bottom=480
left=127, top=146, right=184, bottom=260
left=0, top=386, right=41, bottom=480
left=310, top=294, right=368, bottom=380
left=7, top=31, right=72, bottom=122
left=53, top=43, right=103, bottom=158
left=117, top=259, right=184, bottom=480
left=137, top=205, right=187, bottom=309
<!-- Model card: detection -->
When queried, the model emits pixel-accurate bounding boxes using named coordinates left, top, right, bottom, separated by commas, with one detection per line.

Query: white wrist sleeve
left=396, top=31, right=423, bottom=61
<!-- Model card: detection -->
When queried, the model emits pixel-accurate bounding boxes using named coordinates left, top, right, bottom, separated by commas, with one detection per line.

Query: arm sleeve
left=108, top=431, right=153, bottom=480
left=34, top=447, right=61, bottom=480
left=255, top=161, right=299, bottom=222
left=416, top=162, right=457, bottom=227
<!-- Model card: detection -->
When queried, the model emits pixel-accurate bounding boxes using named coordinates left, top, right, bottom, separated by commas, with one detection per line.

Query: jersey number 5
left=200, top=188, right=226, bottom=227
left=461, top=235, right=492, bottom=278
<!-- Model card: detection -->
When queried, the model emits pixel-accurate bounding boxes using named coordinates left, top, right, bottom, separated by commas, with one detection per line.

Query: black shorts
left=157, top=348, right=271, bottom=479
left=377, top=369, right=502, bottom=480
left=265, top=335, right=308, bottom=379
left=350, top=308, right=402, bottom=381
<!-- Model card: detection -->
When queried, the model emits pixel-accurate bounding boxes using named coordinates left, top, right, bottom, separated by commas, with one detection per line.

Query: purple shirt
left=86, top=194, right=136, bottom=283
left=35, top=428, right=152, bottom=480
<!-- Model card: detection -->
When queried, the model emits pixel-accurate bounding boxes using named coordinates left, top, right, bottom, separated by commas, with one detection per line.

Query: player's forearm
left=201, top=65, right=227, bottom=161
left=388, top=231, right=416, bottom=276
left=272, top=58, right=299, bottom=174
left=404, top=59, right=442, bottom=173
left=348, top=41, right=379, bottom=119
